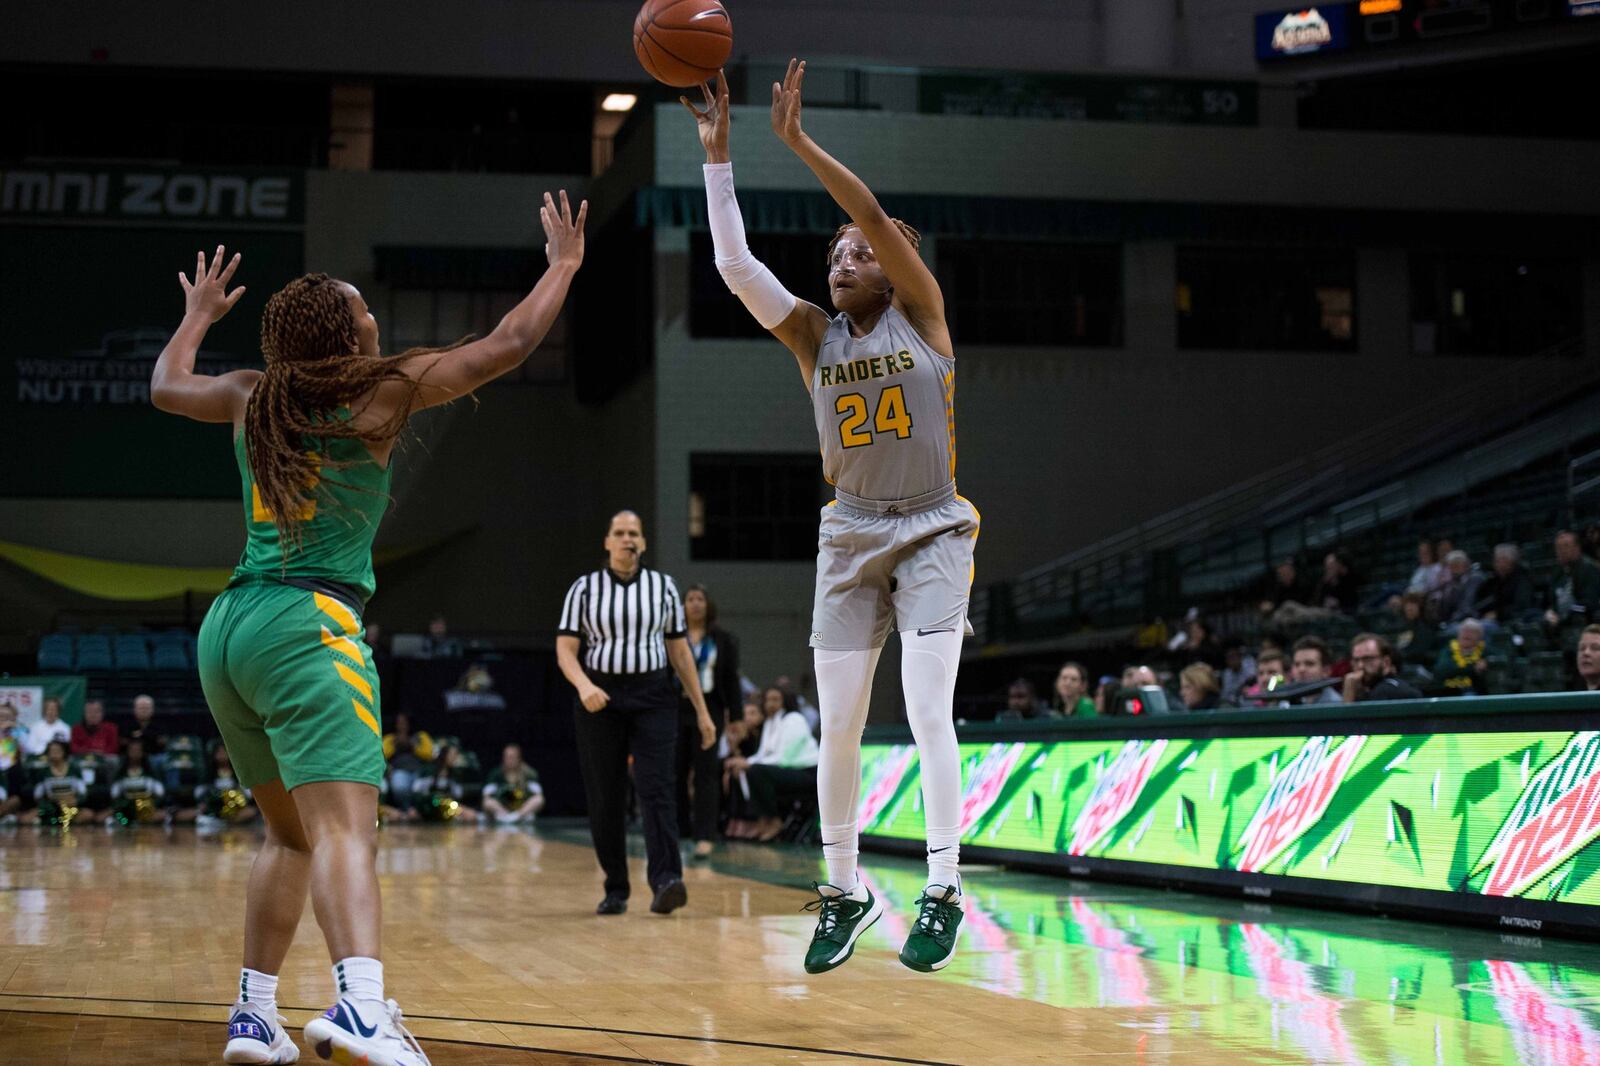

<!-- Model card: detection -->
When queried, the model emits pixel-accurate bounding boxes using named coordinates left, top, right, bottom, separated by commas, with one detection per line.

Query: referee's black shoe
left=596, top=891, right=628, bottom=916
left=650, top=877, right=688, bottom=915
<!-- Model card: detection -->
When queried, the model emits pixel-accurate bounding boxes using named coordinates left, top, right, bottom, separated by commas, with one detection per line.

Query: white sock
left=814, top=647, right=882, bottom=893
left=239, top=967, right=278, bottom=1014
left=901, top=628, right=965, bottom=893
left=333, top=956, right=384, bottom=1007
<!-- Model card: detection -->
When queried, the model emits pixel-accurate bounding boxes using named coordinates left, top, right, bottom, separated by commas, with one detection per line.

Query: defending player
left=683, top=62, right=975, bottom=974
left=151, top=191, right=586, bottom=1064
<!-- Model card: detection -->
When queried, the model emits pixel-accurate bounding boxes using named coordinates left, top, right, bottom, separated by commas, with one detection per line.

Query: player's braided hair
left=825, top=219, right=921, bottom=265
left=246, top=272, right=448, bottom=552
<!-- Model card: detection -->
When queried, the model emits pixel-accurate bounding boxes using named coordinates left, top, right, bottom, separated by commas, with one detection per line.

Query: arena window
left=936, top=240, right=1122, bottom=348
left=688, top=232, right=830, bottom=339
left=1176, top=246, right=1356, bottom=352
left=689, top=453, right=826, bottom=562
left=1409, top=253, right=1582, bottom=357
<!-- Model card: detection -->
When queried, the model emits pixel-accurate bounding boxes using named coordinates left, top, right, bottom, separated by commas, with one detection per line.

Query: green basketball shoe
left=802, top=882, right=884, bottom=974
left=898, top=884, right=963, bottom=972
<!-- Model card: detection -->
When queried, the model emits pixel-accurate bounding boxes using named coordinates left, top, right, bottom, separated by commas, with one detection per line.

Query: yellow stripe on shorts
left=321, top=625, right=366, bottom=667
left=334, top=660, right=374, bottom=704
left=313, top=592, right=361, bottom=637
left=350, top=698, right=380, bottom=738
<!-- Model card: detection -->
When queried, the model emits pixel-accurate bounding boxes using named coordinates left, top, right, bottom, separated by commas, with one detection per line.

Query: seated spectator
left=411, top=744, right=478, bottom=823
left=773, top=674, right=821, bottom=736
left=1255, top=558, right=1311, bottom=617
left=482, top=743, right=544, bottom=825
left=125, top=694, right=165, bottom=756
left=0, top=707, right=22, bottom=823
left=181, top=746, right=258, bottom=830
left=34, top=740, right=88, bottom=826
left=24, top=697, right=71, bottom=756
left=1576, top=624, right=1600, bottom=691
left=1482, top=544, right=1538, bottom=625
left=70, top=699, right=119, bottom=756
left=1546, top=530, right=1600, bottom=640
left=1313, top=551, right=1359, bottom=615
left=1290, top=635, right=1344, bottom=704
left=1241, top=649, right=1291, bottom=707
left=724, top=689, right=787, bottom=837
left=422, top=615, right=464, bottom=659
left=1219, top=641, right=1257, bottom=707
left=1433, top=551, right=1486, bottom=625
left=105, top=738, right=167, bottom=827
left=1053, top=662, right=1095, bottom=717
left=1343, top=634, right=1423, bottom=702
left=997, top=678, right=1046, bottom=721
left=0, top=775, right=18, bottom=822
left=1179, top=663, right=1222, bottom=711
left=1393, top=592, right=1440, bottom=667
left=0, top=703, right=23, bottom=774
left=735, top=699, right=765, bottom=757
left=1407, top=538, right=1445, bottom=596
left=1168, top=613, right=1223, bottom=668
left=383, top=713, right=435, bottom=804
left=734, top=687, right=819, bottom=842
left=1434, top=619, right=1489, bottom=696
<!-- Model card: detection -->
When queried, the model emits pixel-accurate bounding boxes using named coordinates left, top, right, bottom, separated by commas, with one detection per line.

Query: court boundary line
left=0, top=994, right=959, bottom=1065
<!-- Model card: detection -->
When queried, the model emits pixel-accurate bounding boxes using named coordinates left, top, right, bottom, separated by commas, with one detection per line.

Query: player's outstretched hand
left=771, top=58, right=806, bottom=147
left=541, top=190, right=588, bottom=270
left=680, top=70, right=730, bottom=164
left=179, top=245, right=246, bottom=324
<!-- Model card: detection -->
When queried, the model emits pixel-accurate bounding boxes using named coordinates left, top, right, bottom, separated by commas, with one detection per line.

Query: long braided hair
left=825, top=219, right=922, bottom=265
left=246, top=273, right=446, bottom=551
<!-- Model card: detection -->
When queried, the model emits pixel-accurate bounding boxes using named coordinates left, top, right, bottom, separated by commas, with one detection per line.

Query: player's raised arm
left=150, top=246, right=261, bottom=424
left=383, top=191, right=587, bottom=414
left=683, top=70, right=830, bottom=384
left=771, top=59, right=951, bottom=358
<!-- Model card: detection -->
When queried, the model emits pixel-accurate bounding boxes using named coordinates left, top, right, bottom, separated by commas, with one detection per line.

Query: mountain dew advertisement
left=860, top=730, right=1600, bottom=907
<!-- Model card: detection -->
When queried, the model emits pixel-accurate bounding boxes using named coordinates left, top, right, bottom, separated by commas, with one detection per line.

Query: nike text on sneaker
left=802, top=882, right=884, bottom=975
left=224, top=1004, right=299, bottom=1064
left=899, top=885, right=964, bottom=973
left=302, top=998, right=431, bottom=1066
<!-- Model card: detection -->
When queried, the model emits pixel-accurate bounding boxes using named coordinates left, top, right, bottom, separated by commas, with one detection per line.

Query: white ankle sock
left=925, top=824, right=961, bottom=890
left=820, top=821, right=859, bottom=892
left=333, top=956, right=385, bottom=1006
left=239, top=967, right=278, bottom=1014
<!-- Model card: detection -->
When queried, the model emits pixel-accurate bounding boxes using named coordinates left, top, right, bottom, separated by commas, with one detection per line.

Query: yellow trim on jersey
left=334, top=660, right=375, bottom=704
left=320, top=626, right=366, bottom=667
left=313, top=592, right=361, bottom=637
left=943, top=371, right=958, bottom=482
left=350, top=697, right=381, bottom=738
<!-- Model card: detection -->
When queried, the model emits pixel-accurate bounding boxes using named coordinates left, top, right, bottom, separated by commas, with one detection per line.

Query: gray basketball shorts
left=810, top=485, right=981, bottom=651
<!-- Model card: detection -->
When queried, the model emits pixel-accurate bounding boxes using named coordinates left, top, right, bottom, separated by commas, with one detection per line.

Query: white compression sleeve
left=704, top=162, right=798, bottom=329
left=901, top=628, right=965, bottom=890
left=814, top=646, right=883, bottom=892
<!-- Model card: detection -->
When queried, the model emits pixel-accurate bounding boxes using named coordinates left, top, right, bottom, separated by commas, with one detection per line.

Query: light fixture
left=601, top=93, right=638, bottom=113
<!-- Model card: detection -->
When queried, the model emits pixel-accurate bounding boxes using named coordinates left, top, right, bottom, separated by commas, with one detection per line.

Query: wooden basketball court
left=3, top=823, right=1598, bottom=1064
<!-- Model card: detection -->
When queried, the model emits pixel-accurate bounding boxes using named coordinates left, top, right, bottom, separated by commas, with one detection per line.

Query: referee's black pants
left=574, top=670, right=682, bottom=896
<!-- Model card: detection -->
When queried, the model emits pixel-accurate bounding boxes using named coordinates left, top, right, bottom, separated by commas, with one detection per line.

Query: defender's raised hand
left=680, top=70, right=731, bottom=164
left=771, top=58, right=807, bottom=147
left=179, top=245, right=246, bottom=323
left=541, top=190, right=588, bottom=269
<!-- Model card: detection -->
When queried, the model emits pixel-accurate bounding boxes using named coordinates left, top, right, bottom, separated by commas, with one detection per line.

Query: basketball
left=633, top=0, right=733, bottom=88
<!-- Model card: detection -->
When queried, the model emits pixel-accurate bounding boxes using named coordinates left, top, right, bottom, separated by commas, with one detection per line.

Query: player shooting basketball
left=683, top=60, right=977, bottom=975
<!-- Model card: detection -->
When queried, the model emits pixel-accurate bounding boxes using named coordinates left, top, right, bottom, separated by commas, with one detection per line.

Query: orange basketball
left=633, top=0, right=733, bottom=88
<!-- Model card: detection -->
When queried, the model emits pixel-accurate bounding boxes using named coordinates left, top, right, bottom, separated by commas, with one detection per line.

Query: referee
left=557, top=510, right=717, bottom=916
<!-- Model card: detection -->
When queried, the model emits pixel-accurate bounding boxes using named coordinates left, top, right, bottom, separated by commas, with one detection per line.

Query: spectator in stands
left=998, top=678, right=1046, bottom=721
left=70, top=699, right=119, bottom=756
left=1053, top=662, right=1095, bottom=717
left=1546, top=530, right=1600, bottom=639
left=1576, top=624, right=1600, bottom=691
left=1434, top=618, right=1489, bottom=696
left=125, top=694, right=164, bottom=755
left=1393, top=592, right=1440, bottom=667
left=772, top=674, right=821, bottom=736
left=1407, top=538, right=1445, bottom=596
left=1219, top=640, right=1257, bottom=706
left=1290, top=635, right=1344, bottom=704
left=1314, top=551, right=1359, bottom=615
left=411, top=743, right=478, bottom=823
left=481, top=743, right=544, bottom=825
left=105, top=738, right=167, bottom=827
left=1169, top=614, right=1223, bottom=668
left=422, top=615, right=464, bottom=659
left=736, top=687, right=820, bottom=842
left=1242, top=649, right=1291, bottom=706
left=1255, top=558, right=1311, bottom=618
left=1482, top=544, right=1538, bottom=625
left=1179, top=663, right=1222, bottom=711
left=23, top=697, right=71, bottom=756
left=34, top=740, right=87, bottom=826
left=382, top=713, right=435, bottom=806
left=1343, top=634, right=1423, bottom=702
left=0, top=703, right=24, bottom=773
left=1434, top=551, right=1486, bottom=625
left=734, top=698, right=764, bottom=758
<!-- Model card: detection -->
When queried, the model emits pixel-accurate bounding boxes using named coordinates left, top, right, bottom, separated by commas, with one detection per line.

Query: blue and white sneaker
left=302, top=997, right=430, bottom=1066
left=224, top=1002, right=299, bottom=1064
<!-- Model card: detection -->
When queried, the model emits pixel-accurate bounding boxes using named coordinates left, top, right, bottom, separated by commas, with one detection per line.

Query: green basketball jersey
left=229, top=419, right=391, bottom=602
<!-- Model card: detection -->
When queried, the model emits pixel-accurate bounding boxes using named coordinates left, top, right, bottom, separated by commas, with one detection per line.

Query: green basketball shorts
left=198, top=581, right=385, bottom=792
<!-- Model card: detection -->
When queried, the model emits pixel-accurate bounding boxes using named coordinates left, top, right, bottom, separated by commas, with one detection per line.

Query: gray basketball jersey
left=811, top=306, right=956, bottom=503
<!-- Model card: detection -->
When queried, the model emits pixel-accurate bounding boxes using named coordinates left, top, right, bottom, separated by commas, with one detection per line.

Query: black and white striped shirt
left=558, top=567, right=686, bottom=674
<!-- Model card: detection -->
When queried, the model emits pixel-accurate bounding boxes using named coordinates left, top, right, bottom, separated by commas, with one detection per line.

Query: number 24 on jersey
left=835, top=385, right=913, bottom=449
